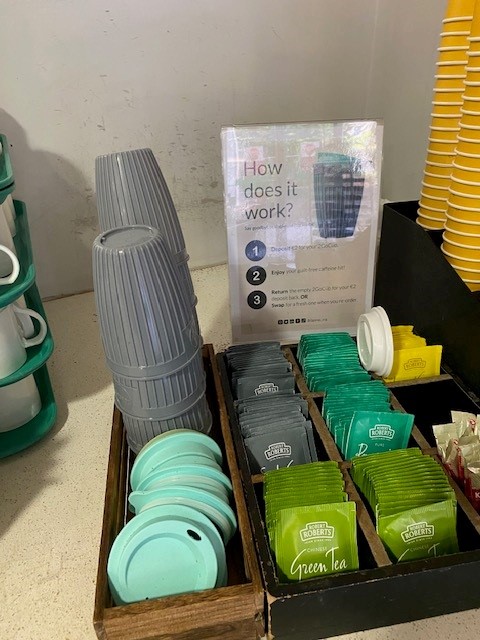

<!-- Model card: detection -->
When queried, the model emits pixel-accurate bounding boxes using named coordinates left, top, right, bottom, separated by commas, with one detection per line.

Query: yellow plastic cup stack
left=443, top=0, right=480, bottom=291
left=418, top=0, right=475, bottom=230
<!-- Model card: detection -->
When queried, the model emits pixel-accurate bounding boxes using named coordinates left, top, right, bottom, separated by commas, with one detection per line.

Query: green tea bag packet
left=298, top=333, right=354, bottom=363
left=266, top=493, right=348, bottom=549
left=274, top=503, right=358, bottom=581
left=264, top=460, right=349, bottom=556
left=377, top=499, right=458, bottom=562
left=377, top=494, right=457, bottom=519
left=264, top=460, right=341, bottom=482
left=363, top=457, right=445, bottom=492
left=332, top=418, right=350, bottom=451
left=310, top=371, right=371, bottom=392
left=351, top=449, right=422, bottom=495
left=344, top=411, right=414, bottom=460
left=375, top=484, right=455, bottom=509
left=350, top=447, right=419, bottom=486
left=374, top=476, right=453, bottom=496
left=324, top=379, right=388, bottom=393
left=265, top=472, right=344, bottom=495
left=366, top=467, right=447, bottom=504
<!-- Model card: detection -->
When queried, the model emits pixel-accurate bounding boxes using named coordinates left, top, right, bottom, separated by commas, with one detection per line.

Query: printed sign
left=221, top=120, right=383, bottom=343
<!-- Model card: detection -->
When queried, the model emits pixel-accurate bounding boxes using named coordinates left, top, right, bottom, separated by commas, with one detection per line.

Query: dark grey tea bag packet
left=242, top=416, right=308, bottom=438
left=235, top=374, right=295, bottom=400
left=236, top=395, right=309, bottom=417
left=244, top=426, right=312, bottom=473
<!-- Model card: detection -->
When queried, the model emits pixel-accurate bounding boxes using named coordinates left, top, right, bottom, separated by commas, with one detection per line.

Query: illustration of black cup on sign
left=313, top=152, right=364, bottom=238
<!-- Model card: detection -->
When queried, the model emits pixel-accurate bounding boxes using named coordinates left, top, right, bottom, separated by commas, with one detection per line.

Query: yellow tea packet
left=384, top=345, right=442, bottom=383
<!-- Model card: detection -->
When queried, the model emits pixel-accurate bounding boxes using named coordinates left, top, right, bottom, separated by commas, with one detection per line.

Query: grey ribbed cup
left=113, top=347, right=206, bottom=419
left=93, top=226, right=198, bottom=377
left=123, top=394, right=213, bottom=453
left=95, top=148, right=197, bottom=309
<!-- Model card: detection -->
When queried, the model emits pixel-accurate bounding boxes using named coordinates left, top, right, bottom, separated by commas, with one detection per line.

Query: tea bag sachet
left=229, top=341, right=317, bottom=472
left=264, top=461, right=358, bottom=581
left=344, top=411, right=414, bottom=460
left=351, top=449, right=458, bottom=563
left=298, top=332, right=368, bottom=393
left=384, top=345, right=442, bottom=383
left=377, top=499, right=458, bottom=563
left=275, top=503, right=358, bottom=582
left=244, top=426, right=312, bottom=473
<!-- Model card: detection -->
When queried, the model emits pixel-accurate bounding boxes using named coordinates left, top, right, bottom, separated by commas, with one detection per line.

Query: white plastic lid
left=356, top=306, right=394, bottom=377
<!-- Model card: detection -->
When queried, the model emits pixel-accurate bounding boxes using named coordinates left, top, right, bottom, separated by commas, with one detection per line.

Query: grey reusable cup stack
left=95, top=148, right=199, bottom=330
left=93, top=225, right=211, bottom=454
left=93, top=148, right=209, bottom=451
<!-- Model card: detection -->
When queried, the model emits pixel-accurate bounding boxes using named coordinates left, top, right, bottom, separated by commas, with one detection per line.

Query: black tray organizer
left=217, top=200, right=480, bottom=640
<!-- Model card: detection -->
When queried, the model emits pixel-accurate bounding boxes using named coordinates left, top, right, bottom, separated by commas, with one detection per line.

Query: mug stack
left=93, top=150, right=210, bottom=453
left=0, top=133, right=56, bottom=457
left=417, top=0, right=475, bottom=230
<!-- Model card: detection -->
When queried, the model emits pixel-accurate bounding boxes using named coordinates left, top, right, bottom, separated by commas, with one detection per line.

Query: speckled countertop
left=0, top=263, right=479, bottom=640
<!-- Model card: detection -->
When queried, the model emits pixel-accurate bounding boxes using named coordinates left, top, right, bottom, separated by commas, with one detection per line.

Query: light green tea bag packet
left=365, top=461, right=447, bottom=495
left=365, top=465, right=447, bottom=505
left=351, top=448, right=421, bottom=480
left=370, top=463, right=446, bottom=486
left=375, top=485, right=455, bottom=505
left=275, top=503, right=358, bottom=582
left=265, top=461, right=339, bottom=477
left=377, top=494, right=457, bottom=519
left=267, top=493, right=348, bottom=549
left=344, top=411, right=414, bottom=460
left=375, top=487, right=456, bottom=516
left=377, top=499, right=458, bottom=562
left=352, top=449, right=421, bottom=494
left=361, top=452, right=441, bottom=480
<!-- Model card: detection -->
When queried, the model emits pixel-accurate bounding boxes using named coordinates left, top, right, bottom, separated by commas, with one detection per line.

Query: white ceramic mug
left=0, top=244, right=19, bottom=284
left=15, top=296, right=35, bottom=338
left=0, top=304, right=48, bottom=378
left=0, top=375, right=41, bottom=432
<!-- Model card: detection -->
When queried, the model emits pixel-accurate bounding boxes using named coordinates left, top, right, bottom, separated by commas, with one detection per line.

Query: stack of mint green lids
left=108, top=429, right=239, bottom=604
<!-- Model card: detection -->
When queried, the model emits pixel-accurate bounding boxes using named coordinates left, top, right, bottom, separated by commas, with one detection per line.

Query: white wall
left=0, top=0, right=444, bottom=298
left=366, top=0, right=446, bottom=200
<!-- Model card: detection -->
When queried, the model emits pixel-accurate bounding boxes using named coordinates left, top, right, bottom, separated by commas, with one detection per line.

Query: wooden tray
left=93, top=344, right=264, bottom=640
left=217, top=346, right=480, bottom=640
